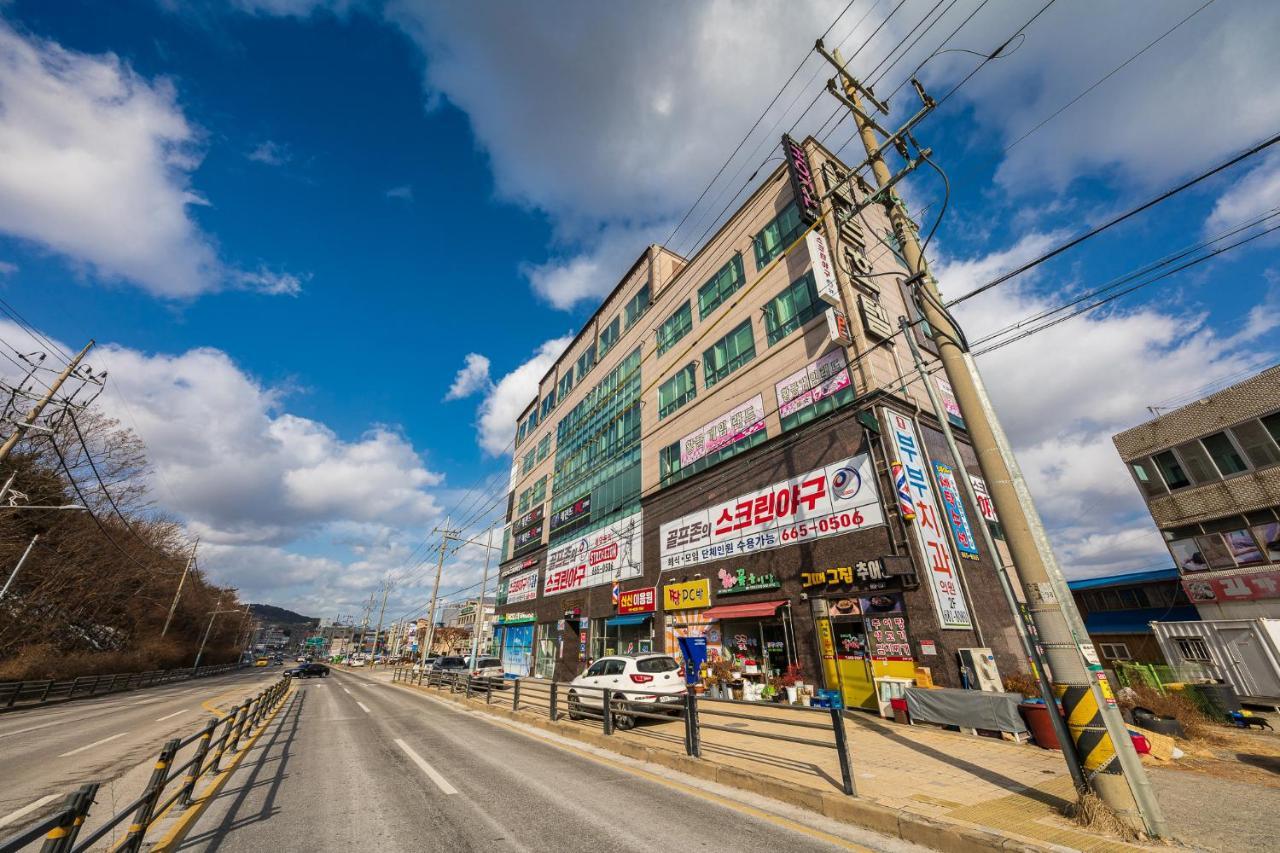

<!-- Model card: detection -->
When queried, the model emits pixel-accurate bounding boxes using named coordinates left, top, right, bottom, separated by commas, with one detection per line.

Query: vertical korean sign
left=932, top=461, right=980, bottom=561
left=880, top=409, right=972, bottom=629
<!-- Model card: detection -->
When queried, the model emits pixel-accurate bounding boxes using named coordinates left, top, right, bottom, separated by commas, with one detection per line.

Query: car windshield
left=439, top=657, right=465, bottom=667
left=635, top=657, right=680, bottom=673
left=477, top=658, right=500, bottom=668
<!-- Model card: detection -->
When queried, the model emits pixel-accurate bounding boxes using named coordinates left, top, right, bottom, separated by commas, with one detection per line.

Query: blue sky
left=3, top=0, right=1279, bottom=621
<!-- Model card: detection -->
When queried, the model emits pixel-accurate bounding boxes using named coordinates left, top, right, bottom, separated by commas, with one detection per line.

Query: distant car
left=295, top=656, right=306, bottom=663
left=470, top=656, right=504, bottom=683
left=285, top=662, right=330, bottom=678
left=253, top=657, right=269, bottom=668
left=566, top=655, right=685, bottom=729
left=411, top=657, right=439, bottom=675
left=432, top=656, right=468, bottom=674
left=349, top=657, right=366, bottom=667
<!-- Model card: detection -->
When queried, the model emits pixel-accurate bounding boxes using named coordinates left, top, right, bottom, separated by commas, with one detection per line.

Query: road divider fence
left=391, top=665, right=854, bottom=796
left=0, top=677, right=290, bottom=853
left=0, top=664, right=241, bottom=711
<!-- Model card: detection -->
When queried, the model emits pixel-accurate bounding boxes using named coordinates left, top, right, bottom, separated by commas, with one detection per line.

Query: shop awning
left=700, top=600, right=788, bottom=620
left=604, top=613, right=653, bottom=627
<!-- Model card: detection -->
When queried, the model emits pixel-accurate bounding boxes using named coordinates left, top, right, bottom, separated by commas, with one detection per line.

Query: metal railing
left=0, top=664, right=241, bottom=711
left=0, top=677, right=290, bottom=853
left=390, top=665, right=854, bottom=796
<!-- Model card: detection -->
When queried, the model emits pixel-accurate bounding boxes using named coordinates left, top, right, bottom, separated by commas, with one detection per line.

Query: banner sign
left=663, top=578, right=711, bottom=610
left=513, top=505, right=543, bottom=535
left=826, top=307, right=853, bottom=345
left=1183, top=570, right=1280, bottom=603
left=500, top=569, right=539, bottom=605
left=868, top=613, right=912, bottom=660
left=800, top=559, right=892, bottom=591
left=775, top=349, right=851, bottom=419
left=618, top=586, right=657, bottom=614
left=550, top=494, right=591, bottom=535
left=716, top=568, right=781, bottom=595
left=881, top=408, right=972, bottom=629
left=513, top=521, right=543, bottom=554
left=544, top=510, right=643, bottom=597
left=782, top=134, right=820, bottom=224
left=680, top=395, right=766, bottom=467
left=660, top=453, right=883, bottom=571
left=969, top=475, right=999, bottom=522
left=807, top=231, right=840, bottom=305
left=935, top=378, right=964, bottom=427
left=932, top=461, right=980, bottom=561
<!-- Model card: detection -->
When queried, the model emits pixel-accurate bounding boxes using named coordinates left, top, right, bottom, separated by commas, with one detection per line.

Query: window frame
left=753, top=202, right=804, bottom=270
left=697, top=253, right=746, bottom=320
left=1174, top=637, right=1211, bottom=663
left=763, top=271, right=823, bottom=346
left=1152, top=449, right=1191, bottom=490
left=702, top=319, right=757, bottom=389
left=657, top=301, right=694, bottom=355
left=624, top=284, right=651, bottom=330
left=1201, top=430, right=1250, bottom=477
left=598, top=315, right=621, bottom=357
left=657, top=363, right=697, bottom=419
left=1099, top=642, right=1131, bottom=661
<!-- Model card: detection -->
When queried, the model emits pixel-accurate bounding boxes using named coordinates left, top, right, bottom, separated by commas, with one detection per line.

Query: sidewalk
left=365, top=667, right=1144, bottom=853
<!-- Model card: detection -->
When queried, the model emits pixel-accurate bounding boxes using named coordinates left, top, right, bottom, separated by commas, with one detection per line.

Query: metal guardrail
left=0, top=677, right=291, bottom=853
left=0, top=664, right=241, bottom=711
left=391, top=665, right=855, bottom=795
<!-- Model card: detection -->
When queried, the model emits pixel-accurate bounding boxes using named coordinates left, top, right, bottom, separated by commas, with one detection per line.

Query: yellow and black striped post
left=121, top=738, right=180, bottom=852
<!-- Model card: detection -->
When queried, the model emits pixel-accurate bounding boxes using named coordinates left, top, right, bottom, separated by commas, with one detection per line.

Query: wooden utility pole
left=420, top=517, right=457, bottom=661
left=161, top=538, right=199, bottom=637
left=0, top=341, right=94, bottom=467
left=821, top=43, right=1165, bottom=837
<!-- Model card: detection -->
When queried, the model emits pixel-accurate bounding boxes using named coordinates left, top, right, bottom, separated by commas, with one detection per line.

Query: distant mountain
left=249, top=603, right=318, bottom=625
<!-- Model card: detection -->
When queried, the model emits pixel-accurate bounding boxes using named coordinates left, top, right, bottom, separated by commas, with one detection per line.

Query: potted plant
left=766, top=675, right=787, bottom=703
left=742, top=658, right=759, bottom=675
left=780, top=663, right=804, bottom=704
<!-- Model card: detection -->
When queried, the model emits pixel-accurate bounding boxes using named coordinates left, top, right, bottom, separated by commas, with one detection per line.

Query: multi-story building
left=492, top=134, right=1026, bottom=709
left=443, top=597, right=496, bottom=651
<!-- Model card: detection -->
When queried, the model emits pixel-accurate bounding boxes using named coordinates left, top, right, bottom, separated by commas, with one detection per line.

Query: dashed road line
left=57, top=732, right=126, bottom=758
left=0, top=794, right=60, bottom=830
left=356, top=702, right=372, bottom=714
left=155, top=709, right=189, bottom=722
left=393, top=738, right=457, bottom=794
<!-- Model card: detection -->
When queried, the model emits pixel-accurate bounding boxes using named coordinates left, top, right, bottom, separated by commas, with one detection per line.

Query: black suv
left=285, top=662, right=330, bottom=678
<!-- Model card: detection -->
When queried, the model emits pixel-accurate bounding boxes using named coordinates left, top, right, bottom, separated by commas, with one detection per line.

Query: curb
left=383, top=677, right=1077, bottom=853
left=147, top=683, right=295, bottom=852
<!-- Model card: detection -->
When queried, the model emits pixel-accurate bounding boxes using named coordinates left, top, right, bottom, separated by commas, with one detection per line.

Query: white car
left=349, top=657, right=366, bottom=667
left=566, top=654, right=686, bottom=728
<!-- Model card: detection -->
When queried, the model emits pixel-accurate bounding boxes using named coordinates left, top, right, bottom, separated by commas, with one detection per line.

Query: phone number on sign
left=779, top=510, right=866, bottom=542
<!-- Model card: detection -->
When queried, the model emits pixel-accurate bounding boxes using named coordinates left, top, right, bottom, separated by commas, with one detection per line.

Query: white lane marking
left=0, top=794, right=61, bottom=830
left=394, top=739, right=457, bottom=795
left=356, top=702, right=371, bottom=714
left=58, top=732, right=126, bottom=758
left=0, top=719, right=66, bottom=740
left=155, top=709, right=188, bottom=722
left=341, top=687, right=351, bottom=694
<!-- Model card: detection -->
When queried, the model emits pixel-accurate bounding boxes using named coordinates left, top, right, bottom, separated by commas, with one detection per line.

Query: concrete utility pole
left=0, top=341, right=94, bottom=468
left=161, top=538, right=199, bottom=637
left=193, top=601, right=242, bottom=672
left=420, top=517, right=457, bottom=662
left=467, top=525, right=497, bottom=665
left=357, top=593, right=374, bottom=658
left=372, top=578, right=391, bottom=663
left=824, top=45, right=1165, bottom=836
left=0, top=534, right=38, bottom=601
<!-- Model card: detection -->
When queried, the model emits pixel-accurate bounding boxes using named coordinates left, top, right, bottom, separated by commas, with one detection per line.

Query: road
left=176, top=669, right=926, bottom=853
left=0, top=667, right=282, bottom=842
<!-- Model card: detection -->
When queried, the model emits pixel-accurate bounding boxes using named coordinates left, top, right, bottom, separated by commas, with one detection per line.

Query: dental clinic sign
left=881, top=408, right=972, bottom=629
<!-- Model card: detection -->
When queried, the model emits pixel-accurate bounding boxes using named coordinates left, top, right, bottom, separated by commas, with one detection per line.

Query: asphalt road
left=0, top=667, right=283, bottom=843
left=176, top=669, right=927, bottom=853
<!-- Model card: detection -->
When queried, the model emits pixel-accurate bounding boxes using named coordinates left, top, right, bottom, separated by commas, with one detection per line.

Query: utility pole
left=420, top=517, right=458, bottom=662
left=468, top=525, right=497, bottom=665
left=193, top=600, right=242, bottom=672
left=0, top=533, right=38, bottom=601
left=161, top=538, right=198, bottom=637
left=372, top=578, right=391, bottom=664
left=821, top=44, right=1165, bottom=836
left=0, top=341, right=94, bottom=468
left=356, top=593, right=374, bottom=659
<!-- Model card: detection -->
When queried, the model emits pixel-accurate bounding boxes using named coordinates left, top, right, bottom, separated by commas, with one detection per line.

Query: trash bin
left=1019, top=700, right=1064, bottom=750
left=890, top=697, right=910, bottom=725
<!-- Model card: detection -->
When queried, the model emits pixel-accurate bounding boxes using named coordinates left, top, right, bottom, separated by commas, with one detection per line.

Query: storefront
left=493, top=613, right=535, bottom=677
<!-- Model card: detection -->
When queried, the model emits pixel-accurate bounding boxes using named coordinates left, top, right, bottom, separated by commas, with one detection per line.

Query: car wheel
left=612, top=696, right=635, bottom=730
left=567, top=690, right=584, bottom=721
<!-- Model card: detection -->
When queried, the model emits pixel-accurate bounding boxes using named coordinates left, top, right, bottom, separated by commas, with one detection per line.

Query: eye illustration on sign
left=830, top=466, right=861, bottom=500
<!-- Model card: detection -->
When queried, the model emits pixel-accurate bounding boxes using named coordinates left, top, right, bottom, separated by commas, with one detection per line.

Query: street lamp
left=192, top=605, right=247, bottom=673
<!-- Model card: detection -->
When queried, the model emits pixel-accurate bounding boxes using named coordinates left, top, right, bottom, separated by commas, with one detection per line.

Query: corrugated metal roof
left=1067, top=567, right=1180, bottom=591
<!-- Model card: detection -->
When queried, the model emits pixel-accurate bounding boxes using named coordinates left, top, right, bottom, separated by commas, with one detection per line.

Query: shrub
left=1117, top=683, right=1216, bottom=740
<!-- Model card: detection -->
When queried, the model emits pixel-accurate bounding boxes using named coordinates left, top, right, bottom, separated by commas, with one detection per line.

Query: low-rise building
left=1066, top=568, right=1199, bottom=666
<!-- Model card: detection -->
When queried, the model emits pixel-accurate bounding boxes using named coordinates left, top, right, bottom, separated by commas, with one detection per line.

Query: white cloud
left=474, top=336, right=571, bottom=455
left=939, top=238, right=1280, bottom=578
left=229, top=0, right=357, bottom=16
left=0, top=22, right=300, bottom=298
left=1205, top=150, right=1280, bottom=235
left=384, top=184, right=413, bottom=201
left=523, top=221, right=668, bottom=310
left=444, top=353, right=491, bottom=401
left=247, top=139, right=290, bottom=166
left=0, top=260, right=15, bottom=275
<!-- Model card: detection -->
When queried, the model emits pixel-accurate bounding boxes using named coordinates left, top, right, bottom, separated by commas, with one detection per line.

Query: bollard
left=485, top=678, right=493, bottom=704
left=683, top=688, right=701, bottom=757
left=121, top=739, right=180, bottom=852
left=549, top=682, right=559, bottom=721
left=512, top=679, right=521, bottom=712
left=38, top=788, right=81, bottom=853
left=602, top=688, right=614, bottom=736
left=57, top=782, right=99, bottom=853
left=180, top=719, right=218, bottom=806
left=830, top=707, right=856, bottom=797
left=208, top=715, right=235, bottom=773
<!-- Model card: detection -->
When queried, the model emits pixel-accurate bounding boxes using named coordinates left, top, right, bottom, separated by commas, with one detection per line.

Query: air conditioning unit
left=957, top=647, right=1005, bottom=692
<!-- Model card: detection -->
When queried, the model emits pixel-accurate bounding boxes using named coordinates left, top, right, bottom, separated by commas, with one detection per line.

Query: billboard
left=679, top=395, right=766, bottom=467
left=774, top=349, right=851, bottom=420
left=543, top=510, right=643, bottom=597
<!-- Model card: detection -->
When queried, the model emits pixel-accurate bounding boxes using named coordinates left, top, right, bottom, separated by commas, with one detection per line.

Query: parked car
left=471, top=656, right=506, bottom=686
left=411, top=656, right=439, bottom=675
left=432, top=656, right=468, bottom=674
left=566, top=655, right=685, bottom=728
left=285, top=662, right=330, bottom=678
left=349, top=657, right=366, bottom=667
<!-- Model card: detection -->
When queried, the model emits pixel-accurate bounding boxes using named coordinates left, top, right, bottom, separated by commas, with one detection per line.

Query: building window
left=522, top=448, right=536, bottom=475
left=531, top=476, right=546, bottom=506
left=558, top=370, right=574, bottom=402
left=516, top=419, right=529, bottom=447
left=599, top=315, right=621, bottom=357
left=658, top=364, right=697, bottom=419
left=624, top=284, right=651, bottom=330
left=1174, top=440, right=1218, bottom=484
left=1153, top=450, right=1190, bottom=490
left=1130, top=457, right=1168, bottom=498
left=1230, top=420, right=1280, bottom=469
left=1263, top=411, right=1280, bottom=447
left=1099, top=642, right=1132, bottom=661
left=657, top=301, right=693, bottom=355
left=697, top=253, right=745, bottom=319
left=1201, top=431, right=1249, bottom=476
left=659, top=426, right=768, bottom=487
left=540, top=390, right=556, bottom=420
left=517, top=486, right=531, bottom=514
left=753, top=203, right=804, bottom=270
left=763, top=271, right=822, bottom=345
left=536, top=433, right=551, bottom=463
left=1174, top=637, right=1211, bottom=663
left=575, top=343, right=597, bottom=380
left=703, top=319, right=756, bottom=389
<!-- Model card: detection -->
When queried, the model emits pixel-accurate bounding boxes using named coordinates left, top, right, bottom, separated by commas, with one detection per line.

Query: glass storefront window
left=534, top=622, right=556, bottom=680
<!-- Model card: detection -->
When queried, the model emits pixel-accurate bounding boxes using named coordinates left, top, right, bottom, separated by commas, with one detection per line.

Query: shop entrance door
left=828, top=616, right=876, bottom=710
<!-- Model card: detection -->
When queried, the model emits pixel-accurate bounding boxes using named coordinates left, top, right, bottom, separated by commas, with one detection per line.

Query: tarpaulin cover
left=904, top=687, right=1028, bottom=733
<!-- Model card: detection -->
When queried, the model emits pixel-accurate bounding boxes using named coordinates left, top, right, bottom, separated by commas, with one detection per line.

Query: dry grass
left=0, top=638, right=240, bottom=682
left=1064, top=790, right=1144, bottom=843
left=1117, top=683, right=1217, bottom=741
